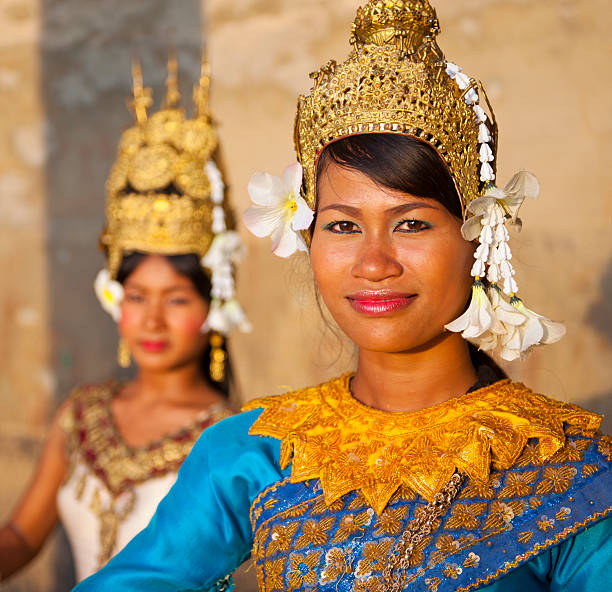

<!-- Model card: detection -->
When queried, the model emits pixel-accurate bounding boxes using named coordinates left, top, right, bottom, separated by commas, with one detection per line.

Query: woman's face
left=310, top=161, right=474, bottom=354
left=119, top=255, right=209, bottom=372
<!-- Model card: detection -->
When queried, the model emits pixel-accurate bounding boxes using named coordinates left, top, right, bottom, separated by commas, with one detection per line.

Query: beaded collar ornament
left=244, top=0, right=565, bottom=361
left=95, top=54, right=250, bottom=376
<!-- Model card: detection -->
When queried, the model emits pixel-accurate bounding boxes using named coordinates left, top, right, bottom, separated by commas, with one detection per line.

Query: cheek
left=167, top=309, right=208, bottom=337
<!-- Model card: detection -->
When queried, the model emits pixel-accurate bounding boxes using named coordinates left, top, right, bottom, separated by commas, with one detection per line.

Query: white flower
left=201, top=298, right=252, bottom=335
left=205, top=161, right=225, bottom=205
left=512, top=299, right=566, bottom=348
left=445, top=281, right=495, bottom=339
left=243, top=162, right=314, bottom=258
left=94, top=269, right=124, bottom=322
left=461, top=171, right=540, bottom=242
left=222, top=298, right=252, bottom=333
left=202, top=231, right=245, bottom=270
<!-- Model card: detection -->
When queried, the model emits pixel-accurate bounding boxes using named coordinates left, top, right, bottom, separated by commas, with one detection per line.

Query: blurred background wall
left=0, top=0, right=610, bottom=589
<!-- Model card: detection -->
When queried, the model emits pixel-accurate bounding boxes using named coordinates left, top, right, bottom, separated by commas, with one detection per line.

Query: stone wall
left=0, top=0, right=610, bottom=589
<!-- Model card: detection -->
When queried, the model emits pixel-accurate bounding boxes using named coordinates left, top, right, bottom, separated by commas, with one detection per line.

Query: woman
left=72, top=2, right=612, bottom=591
left=0, top=56, right=250, bottom=583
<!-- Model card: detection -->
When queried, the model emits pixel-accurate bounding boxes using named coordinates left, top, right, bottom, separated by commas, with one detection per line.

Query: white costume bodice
left=57, top=382, right=232, bottom=581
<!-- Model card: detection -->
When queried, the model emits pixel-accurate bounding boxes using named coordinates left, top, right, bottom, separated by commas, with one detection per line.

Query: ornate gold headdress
left=295, top=0, right=498, bottom=211
left=244, top=0, right=565, bottom=361
left=95, top=54, right=250, bottom=376
left=102, top=54, right=222, bottom=277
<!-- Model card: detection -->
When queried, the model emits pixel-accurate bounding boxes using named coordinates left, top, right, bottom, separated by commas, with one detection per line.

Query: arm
left=520, top=516, right=612, bottom=592
left=0, top=400, right=70, bottom=579
left=74, top=409, right=284, bottom=591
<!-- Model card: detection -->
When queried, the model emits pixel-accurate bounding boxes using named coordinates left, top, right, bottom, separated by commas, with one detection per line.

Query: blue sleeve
left=73, top=409, right=284, bottom=591
left=548, top=515, right=612, bottom=591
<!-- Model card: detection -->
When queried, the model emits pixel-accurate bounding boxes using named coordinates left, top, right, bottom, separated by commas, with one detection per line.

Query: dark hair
left=116, top=252, right=233, bottom=397
left=316, top=134, right=507, bottom=381
left=316, top=134, right=463, bottom=218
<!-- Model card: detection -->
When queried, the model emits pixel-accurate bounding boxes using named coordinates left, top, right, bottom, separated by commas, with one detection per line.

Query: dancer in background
left=73, top=1, right=612, bottom=590
left=0, top=54, right=250, bottom=583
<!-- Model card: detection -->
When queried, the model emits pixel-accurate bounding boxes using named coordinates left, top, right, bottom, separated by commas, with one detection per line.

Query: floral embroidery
left=536, top=466, right=577, bottom=495
left=295, top=518, right=335, bottom=549
left=517, top=530, right=534, bottom=544
left=267, top=522, right=300, bottom=555
left=443, top=563, right=463, bottom=579
left=483, top=501, right=517, bottom=532
left=332, top=509, right=374, bottom=543
left=537, top=516, right=555, bottom=532
left=555, top=507, right=572, bottom=521
left=463, top=552, right=481, bottom=568
left=582, top=464, right=600, bottom=478
left=550, top=439, right=591, bottom=463
left=444, top=503, right=488, bottom=530
left=320, top=547, right=351, bottom=584
left=354, top=576, right=383, bottom=592
left=355, top=540, right=394, bottom=578
left=499, top=470, right=539, bottom=498
left=287, top=551, right=323, bottom=590
left=425, top=577, right=441, bottom=591
left=373, top=506, right=408, bottom=536
left=597, top=436, right=612, bottom=461
left=264, top=557, right=287, bottom=592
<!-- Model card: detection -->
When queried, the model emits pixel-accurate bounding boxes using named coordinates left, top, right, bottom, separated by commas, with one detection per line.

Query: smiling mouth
left=347, top=292, right=417, bottom=317
left=140, top=340, right=169, bottom=353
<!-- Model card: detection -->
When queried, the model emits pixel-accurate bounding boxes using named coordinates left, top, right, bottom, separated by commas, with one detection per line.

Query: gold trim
left=455, top=508, right=612, bottom=592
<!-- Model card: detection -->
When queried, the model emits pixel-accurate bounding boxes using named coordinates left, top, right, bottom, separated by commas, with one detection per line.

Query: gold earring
left=209, top=332, right=226, bottom=383
left=117, top=338, right=131, bottom=368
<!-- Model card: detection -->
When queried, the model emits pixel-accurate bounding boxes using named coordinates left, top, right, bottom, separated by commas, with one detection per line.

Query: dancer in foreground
left=0, top=55, right=250, bottom=583
left=73, top=2, right=611, bottom=590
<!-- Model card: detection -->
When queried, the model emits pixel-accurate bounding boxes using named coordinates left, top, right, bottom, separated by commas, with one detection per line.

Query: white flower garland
left=444, top=61, right=565, bottom=359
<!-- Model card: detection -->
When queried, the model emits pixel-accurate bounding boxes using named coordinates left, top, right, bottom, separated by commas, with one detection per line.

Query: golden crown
left=294, top=0, right=498, bottom=210
left=101, top=54, right=228, bottom=277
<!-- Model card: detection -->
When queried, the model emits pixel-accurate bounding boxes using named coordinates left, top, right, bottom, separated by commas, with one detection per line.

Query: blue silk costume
left=73, top=376, right=612, bottom=591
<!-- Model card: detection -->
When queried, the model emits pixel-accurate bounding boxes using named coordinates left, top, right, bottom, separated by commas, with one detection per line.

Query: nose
left=143, top=299, right=166, bottom=331
left=351, top=235, right=403, bottom=282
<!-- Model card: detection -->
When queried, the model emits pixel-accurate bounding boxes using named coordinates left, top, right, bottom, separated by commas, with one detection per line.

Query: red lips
left=140, top=340, right=169, bottom=353
left=347, top=291, right=417, bottom=317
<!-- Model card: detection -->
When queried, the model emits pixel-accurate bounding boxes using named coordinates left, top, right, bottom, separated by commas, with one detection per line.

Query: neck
left=351, top=334, right=478, bottom=412
left=131, top=363, right=218, bottom=405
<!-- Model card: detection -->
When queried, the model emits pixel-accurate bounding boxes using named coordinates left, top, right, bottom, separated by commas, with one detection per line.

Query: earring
left=209, top=332, right=226, bottom=383
left=117, top=338, right=131, bottom=368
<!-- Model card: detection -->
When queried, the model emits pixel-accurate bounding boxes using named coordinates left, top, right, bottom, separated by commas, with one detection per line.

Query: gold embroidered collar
left=63, top=382, right=232, bottom=495
left=243, top=374, right=600, bottom=514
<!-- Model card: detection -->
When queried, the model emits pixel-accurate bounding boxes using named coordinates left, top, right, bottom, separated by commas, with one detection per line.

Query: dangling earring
left=117, top=338, right=131, bottom=368
left=209, top=332, right=226, bottom=383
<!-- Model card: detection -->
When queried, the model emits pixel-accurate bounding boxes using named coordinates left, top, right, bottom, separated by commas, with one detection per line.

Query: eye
left=124, top=293, right=144, bottom=303
left=168, top=297, right=190, bottom=306
left=395, top=219, right=432, bottom=233
left=324, top=220, right=361, bottom=234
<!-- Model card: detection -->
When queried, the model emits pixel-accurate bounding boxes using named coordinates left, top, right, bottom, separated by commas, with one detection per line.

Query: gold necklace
left=383, top=473, right=464, bottom=591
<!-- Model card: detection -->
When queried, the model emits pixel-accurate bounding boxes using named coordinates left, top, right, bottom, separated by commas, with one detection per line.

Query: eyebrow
left=318, top=202, right=439, bottom=216
left=124, top=283, right=195, bottom=293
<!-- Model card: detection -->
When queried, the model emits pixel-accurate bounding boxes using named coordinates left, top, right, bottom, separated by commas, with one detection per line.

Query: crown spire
left=193, top=53, right=212, bottom=119
left=128, top=59, right=153, bottom=125
left=351, top=0, right=440, bottom=55
left=163, top=49, right=181, bottom=109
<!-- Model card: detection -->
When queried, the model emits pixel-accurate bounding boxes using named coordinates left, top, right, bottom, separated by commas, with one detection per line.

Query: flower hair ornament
left=95, top=53, right=250, bottom=378
left=243, top=0, right=565, bottom=361
left=243, top=162, right=314, bottom=257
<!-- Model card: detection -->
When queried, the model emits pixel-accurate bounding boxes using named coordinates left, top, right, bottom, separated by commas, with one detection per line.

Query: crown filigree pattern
left=295, top=0, right=497, bottom=211
left=102, top=54, right=223, bottom=277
